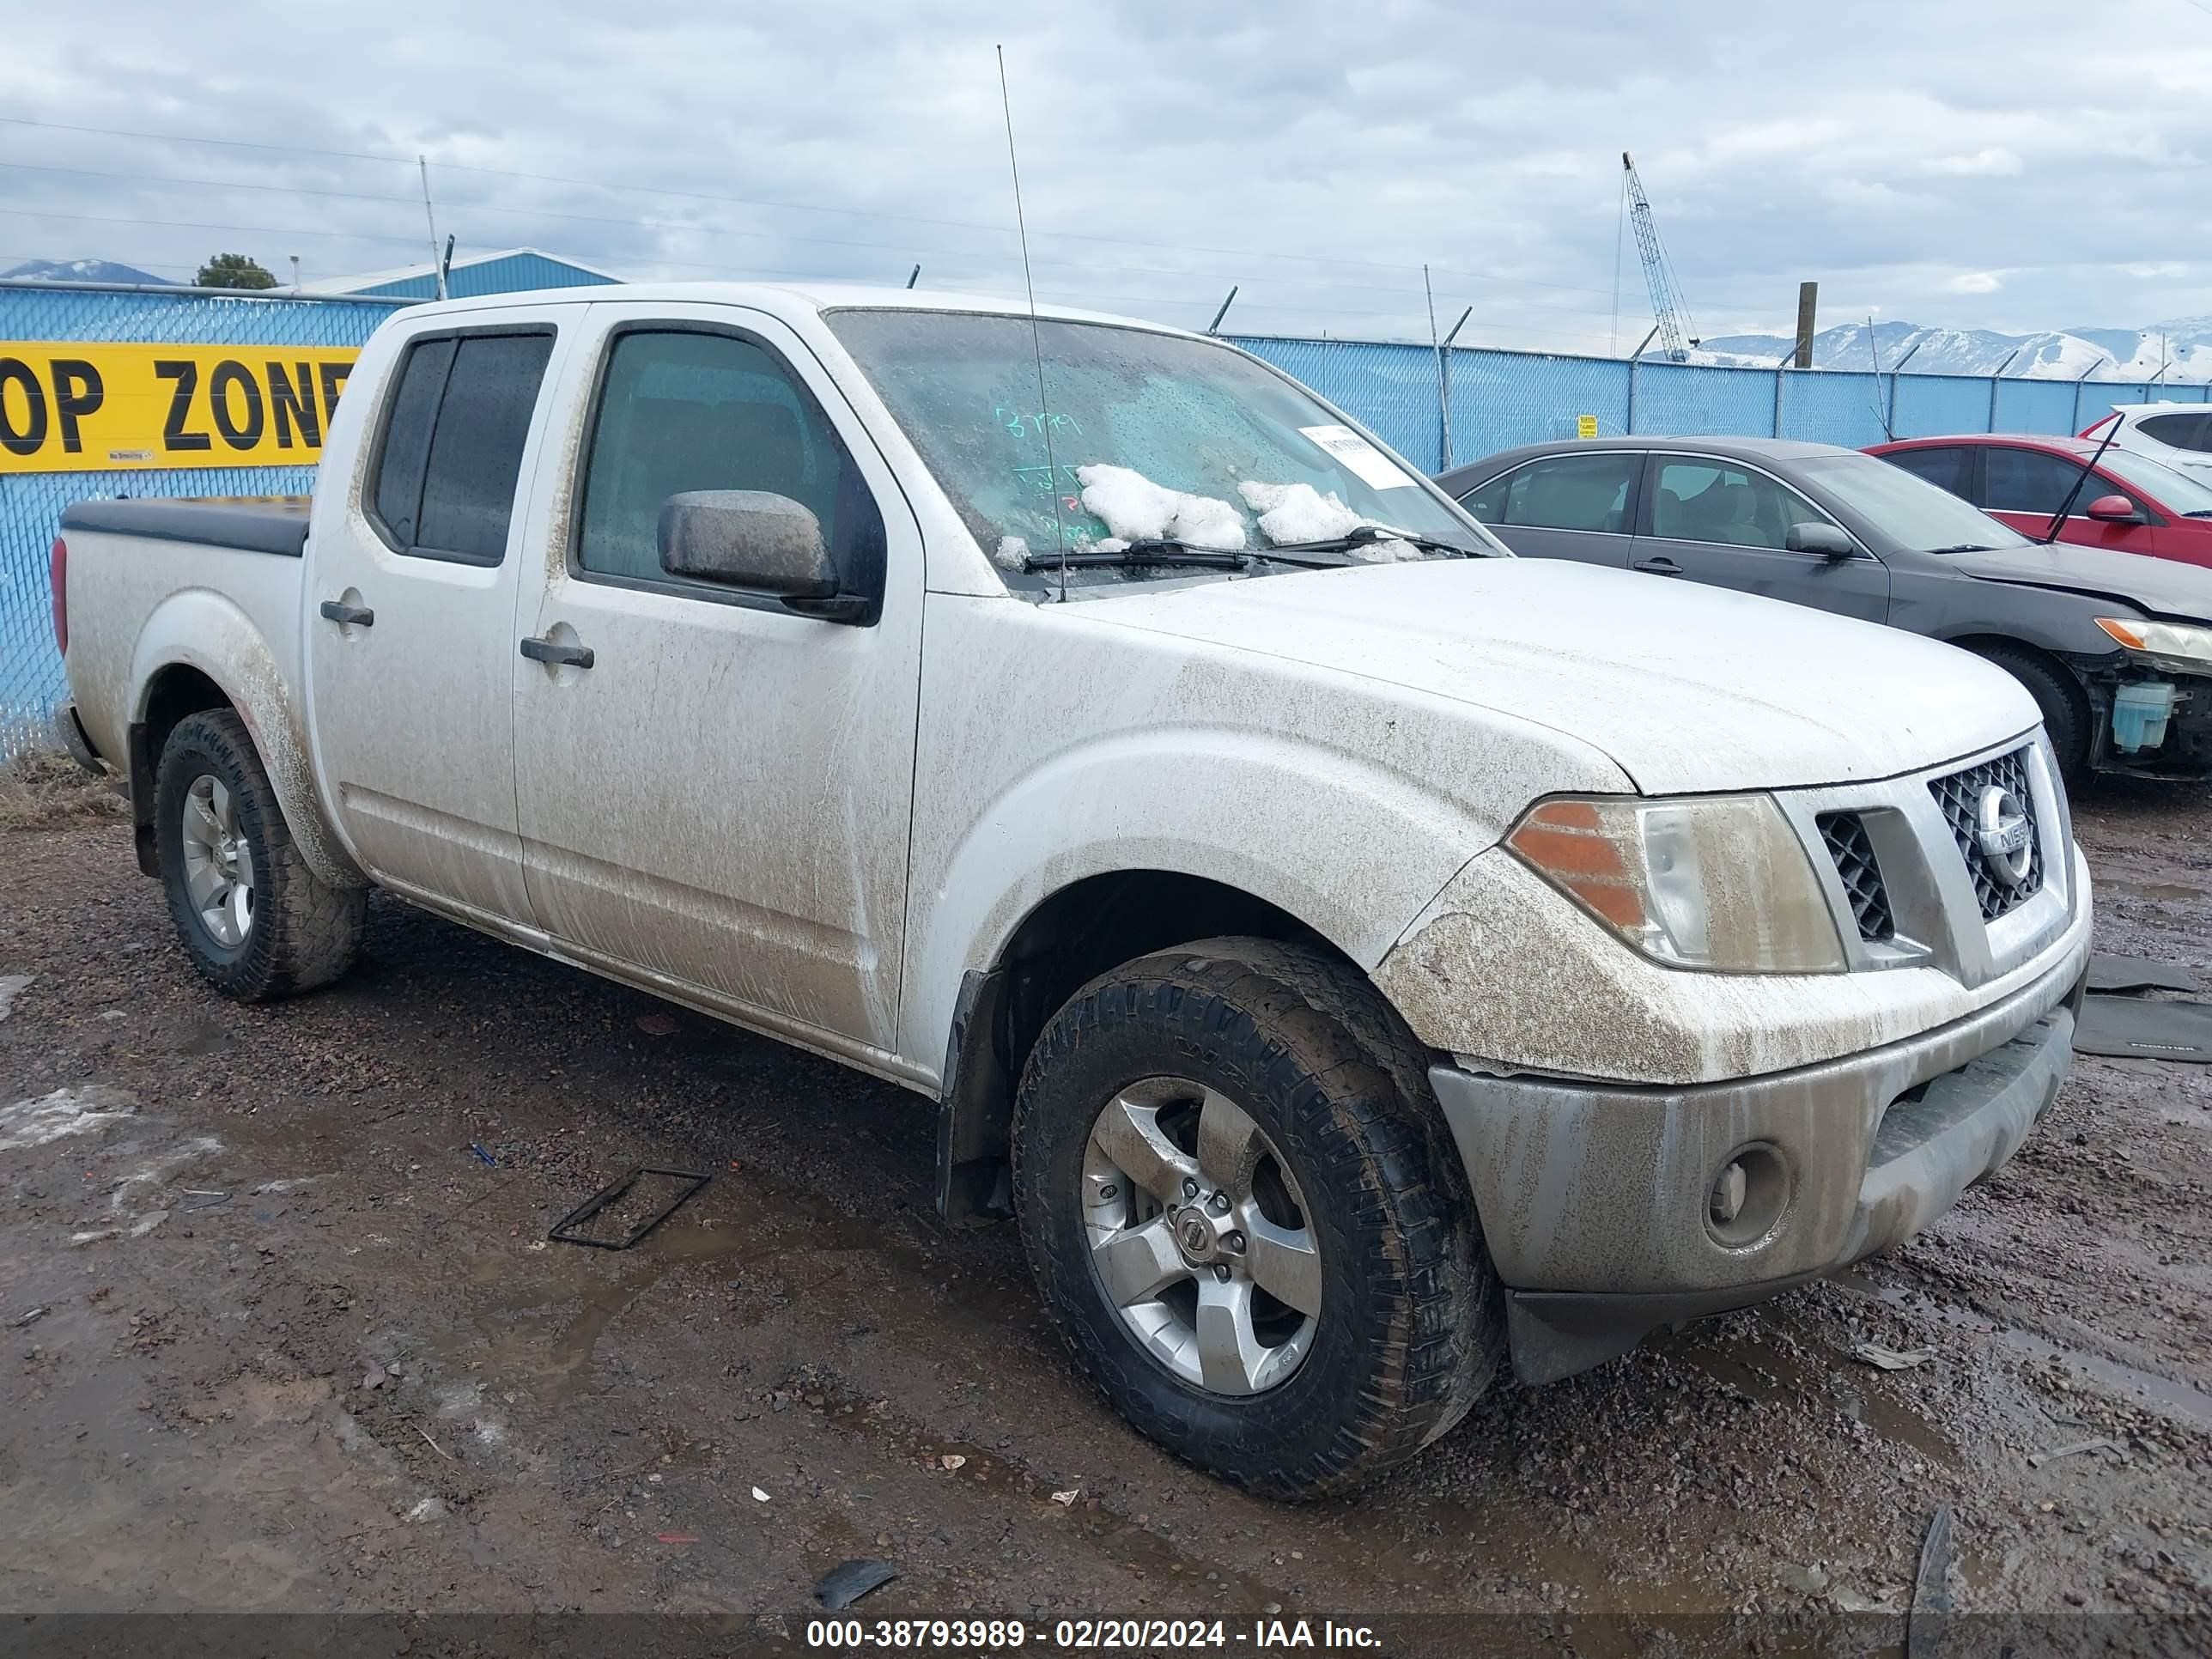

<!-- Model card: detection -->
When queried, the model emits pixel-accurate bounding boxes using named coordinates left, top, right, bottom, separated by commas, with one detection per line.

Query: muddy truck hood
left=1947, top=543, right=2212, bottom=622
left=1082, top=557, right=2037, bottom=794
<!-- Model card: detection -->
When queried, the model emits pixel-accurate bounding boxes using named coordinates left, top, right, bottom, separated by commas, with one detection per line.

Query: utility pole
left=1792, top=282, right=1818, bottom=369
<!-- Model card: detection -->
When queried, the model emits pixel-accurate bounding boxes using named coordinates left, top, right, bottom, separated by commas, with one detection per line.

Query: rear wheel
left=1012, top=938, right=1503, bottom=1498
left=155, top=710, right=365, bottom=1000
left=1974, top=644, right=2091, bottom=783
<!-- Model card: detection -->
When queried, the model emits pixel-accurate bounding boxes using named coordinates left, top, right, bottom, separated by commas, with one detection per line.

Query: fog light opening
left=1706, top=1142, right=1788, bottom=1247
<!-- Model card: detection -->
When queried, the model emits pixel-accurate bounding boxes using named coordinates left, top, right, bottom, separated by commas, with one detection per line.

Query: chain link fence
left=7, top=288, right=2210, bottom=753
left=3, top=285, right=403, bottom=753
left=1231, top=334, right=2212, bottom=476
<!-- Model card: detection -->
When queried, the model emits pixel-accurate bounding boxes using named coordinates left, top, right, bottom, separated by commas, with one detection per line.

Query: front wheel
left=154, top=709, right=366, bottom=1000
left=1012, top=938, right=1503, bottom=1498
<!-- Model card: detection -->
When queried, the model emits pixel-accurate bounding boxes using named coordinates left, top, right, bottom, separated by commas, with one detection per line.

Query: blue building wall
left=348, top=252, right=621, bottom=300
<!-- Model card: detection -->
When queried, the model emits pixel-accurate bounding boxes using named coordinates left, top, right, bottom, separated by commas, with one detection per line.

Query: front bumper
left=1429, top=933, right=2088, bottom=1385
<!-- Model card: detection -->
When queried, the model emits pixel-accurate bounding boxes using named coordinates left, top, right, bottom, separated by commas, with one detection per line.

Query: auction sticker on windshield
left=1298, top=423, right=1416, bottom=490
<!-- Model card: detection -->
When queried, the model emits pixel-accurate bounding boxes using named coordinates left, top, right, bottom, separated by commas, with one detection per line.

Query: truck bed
left=58, top=496, right=313, bottom=558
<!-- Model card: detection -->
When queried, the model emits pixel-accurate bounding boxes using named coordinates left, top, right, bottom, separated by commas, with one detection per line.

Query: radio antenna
left=997, top=44, right=1068, bottom=602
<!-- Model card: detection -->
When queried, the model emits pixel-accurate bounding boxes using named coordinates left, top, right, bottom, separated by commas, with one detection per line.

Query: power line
left=0, top=112, right=1619, bottom=296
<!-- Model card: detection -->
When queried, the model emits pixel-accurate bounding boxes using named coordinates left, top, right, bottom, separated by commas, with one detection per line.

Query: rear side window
left=368, top=330, right=554, bottom=563
left=1478, top=453, right=1639, bottom=534
left=1882, top=447, right=1971, bottom=500
left=1985, top=447, right=2124, bottom=517
left=2136, top=411, right=2210, bottom=452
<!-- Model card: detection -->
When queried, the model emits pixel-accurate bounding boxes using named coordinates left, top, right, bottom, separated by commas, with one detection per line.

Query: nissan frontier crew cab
left=52, top=283, right=2092, bottom=1498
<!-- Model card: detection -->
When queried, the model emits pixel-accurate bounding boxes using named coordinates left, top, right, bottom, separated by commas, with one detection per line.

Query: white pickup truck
left=53, top=283, right=2092, bottom=1497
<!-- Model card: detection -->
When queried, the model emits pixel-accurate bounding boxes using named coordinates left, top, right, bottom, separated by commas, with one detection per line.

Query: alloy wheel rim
left=1080, top=1077, right=1321, bottom=1395
left=179, top=774, right=253, bottom=948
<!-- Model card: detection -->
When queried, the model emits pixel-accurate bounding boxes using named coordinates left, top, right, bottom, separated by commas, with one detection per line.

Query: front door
left=1978, top=446, right=2164, bottom=560
left=1632, top=453, right=1890, bottom=623
left=508, top=304, right=924, bottom=1054
left=305, top=313, right=568, bottom=924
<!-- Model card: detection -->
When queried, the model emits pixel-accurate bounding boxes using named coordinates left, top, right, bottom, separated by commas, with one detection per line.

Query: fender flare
left=131, top=590, right=364, bottom=890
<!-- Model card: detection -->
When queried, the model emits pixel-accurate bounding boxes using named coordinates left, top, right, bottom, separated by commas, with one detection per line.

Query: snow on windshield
left=1236, top=481, right=1422, bottom=560
left=1076, top=465, right=1248, bottom=552
left=1065, top=465, right=1422, bottom=562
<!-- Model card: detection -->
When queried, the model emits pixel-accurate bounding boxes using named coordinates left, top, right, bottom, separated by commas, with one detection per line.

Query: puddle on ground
left=1666, top=1331, right=1955, bottom=1466
left=2105, top=878, right=2206, bottom=905
left=1833, top=1273, right=2212, bottom=1430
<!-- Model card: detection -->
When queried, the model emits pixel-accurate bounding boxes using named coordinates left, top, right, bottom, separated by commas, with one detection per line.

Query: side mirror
left=658, top=490, right=840, bottom=600
left=1786, top=521, right=1856, bottom=559
left=2085, top=493, right=2139, bottom=524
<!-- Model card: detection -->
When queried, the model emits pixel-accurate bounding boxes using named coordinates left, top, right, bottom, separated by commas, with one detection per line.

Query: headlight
left=1506, top=794, right=1845, bottom=974
left=2094, top=616, right=2212, bottom=671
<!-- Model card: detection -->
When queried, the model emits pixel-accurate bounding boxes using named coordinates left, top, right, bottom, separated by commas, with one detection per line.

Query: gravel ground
left=1, top=779, right=2208, bottom=1648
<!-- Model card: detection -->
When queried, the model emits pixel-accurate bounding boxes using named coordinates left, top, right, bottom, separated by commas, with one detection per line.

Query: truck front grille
left=1817, top=811, right=1893, bottom=941
left=1929, top=747, right=2043, bottom=921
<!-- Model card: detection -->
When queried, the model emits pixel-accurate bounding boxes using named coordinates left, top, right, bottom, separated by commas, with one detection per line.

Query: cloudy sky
left=3, top=0, right=2209, bottom=351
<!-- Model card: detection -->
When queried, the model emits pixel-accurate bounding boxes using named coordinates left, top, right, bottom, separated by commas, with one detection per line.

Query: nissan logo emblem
left=1973, top=786, right=2033, bottom=888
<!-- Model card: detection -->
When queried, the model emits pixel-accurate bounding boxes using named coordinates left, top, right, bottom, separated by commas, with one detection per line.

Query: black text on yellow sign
left=0, top=343, right=362, bottom=475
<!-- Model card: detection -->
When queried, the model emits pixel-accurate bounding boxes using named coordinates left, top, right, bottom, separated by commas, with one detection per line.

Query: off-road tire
left=1975, top=644, right=2090, bottom=783
left=155, top=709, right=366, bottom=1000
left=1012, top=937, right=1504, bottom=1499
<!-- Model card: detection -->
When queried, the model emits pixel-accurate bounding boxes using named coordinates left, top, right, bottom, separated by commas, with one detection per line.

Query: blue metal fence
left=2, top=286, right=402, bottom=750
left=7, top=283, right=2211, bottom=751
left=1230, top=335, right=2212, bottom=477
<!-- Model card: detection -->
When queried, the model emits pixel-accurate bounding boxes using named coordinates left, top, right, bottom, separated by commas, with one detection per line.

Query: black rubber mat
left=2086, top=953, right=2204, bottom=995
left=2075, top=995, right=2212, bottom=1062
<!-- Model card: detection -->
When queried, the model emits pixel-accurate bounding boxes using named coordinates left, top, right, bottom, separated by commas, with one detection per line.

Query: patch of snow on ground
left=1076, top=465, right=1246, bottom=551
left=0, top=975, right=31, bottom=1022
left=1, top=1085, right=137, bottom=1152
left=993, top=536, right=1030, bottom=570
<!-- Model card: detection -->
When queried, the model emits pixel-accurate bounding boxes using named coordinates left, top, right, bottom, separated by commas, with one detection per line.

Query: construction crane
left=1621, top=151, right=1697, bottom=362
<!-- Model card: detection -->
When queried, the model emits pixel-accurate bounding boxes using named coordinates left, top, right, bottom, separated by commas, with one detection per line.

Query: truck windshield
left=825, top=308, right=1498, bottom=592
left=1802, top=453, right=2030, bottom=553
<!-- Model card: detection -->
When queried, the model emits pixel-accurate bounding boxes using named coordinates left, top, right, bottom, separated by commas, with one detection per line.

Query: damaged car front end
left=1376, top=729, right=2092, bottom=1385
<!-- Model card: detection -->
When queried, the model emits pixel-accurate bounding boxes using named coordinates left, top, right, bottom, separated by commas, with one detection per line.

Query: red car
left=1867, top=434, right=2212, bottom=571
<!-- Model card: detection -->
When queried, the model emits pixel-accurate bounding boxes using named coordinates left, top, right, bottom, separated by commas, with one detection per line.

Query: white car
left=50, top=282, right=2090, bottom=1497
left=2081, top=402, right=2212, bottom=482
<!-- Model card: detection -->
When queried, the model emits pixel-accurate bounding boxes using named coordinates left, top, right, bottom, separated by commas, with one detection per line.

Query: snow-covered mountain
left=1693, top=317, right=2212, bottom=382
left=2, top=258, right=173, bottom=285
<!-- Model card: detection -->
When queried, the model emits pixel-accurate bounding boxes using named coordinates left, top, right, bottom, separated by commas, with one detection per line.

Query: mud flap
left=936, top=968, right=1014, bottom=1225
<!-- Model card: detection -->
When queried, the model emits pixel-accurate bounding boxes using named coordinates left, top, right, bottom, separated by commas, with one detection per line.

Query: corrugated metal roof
left=305, top=247, right=625, bottom=299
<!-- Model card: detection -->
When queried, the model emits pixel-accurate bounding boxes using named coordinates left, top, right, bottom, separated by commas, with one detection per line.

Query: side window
left=1494, top=452, right=1639, bottom=534
left=368, top=331, right=554, bottom=563
left=2137, top=411, right=2210, bottom=453
left=576, top=329, right=884, bottom=598
left=1984, top=448, right=2114, bottom=516
left=1650, top=459, right=1823, bottom=550
left=1456, top=469, right=1511, bottom=524
left=1882, top=447, right=1971, bottom=501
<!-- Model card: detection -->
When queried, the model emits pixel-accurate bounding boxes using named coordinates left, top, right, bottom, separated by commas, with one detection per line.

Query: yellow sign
left=1576, top=414, right=1600, bottom=440
left=0, top=342, right=360, bottom=475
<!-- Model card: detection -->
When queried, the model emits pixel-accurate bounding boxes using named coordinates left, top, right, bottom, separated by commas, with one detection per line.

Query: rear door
left=507, top=301, right=924, bottom=1054
left=1631, top=453, right=1889, bottom=622
left=306, top=311, right=568, bottom=924
left=1978, top=445, right=2162, bottom=559
left=1454, top=449, right=1640, bottom=567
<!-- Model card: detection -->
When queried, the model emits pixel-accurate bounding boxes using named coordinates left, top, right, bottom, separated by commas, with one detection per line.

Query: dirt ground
left=2, top=773, right=2209, bottom=1652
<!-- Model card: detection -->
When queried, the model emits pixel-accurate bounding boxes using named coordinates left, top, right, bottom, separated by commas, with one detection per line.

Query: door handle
left=520, top=635, right=594, bottom=670
left=1631, top=556, right=1682, bottom=575
left=319, top=599, right=374, bottom=627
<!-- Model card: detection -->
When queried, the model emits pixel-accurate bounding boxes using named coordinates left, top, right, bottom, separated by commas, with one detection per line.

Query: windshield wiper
left=1926, top=543, right=1999, bottom=554
left=2187, top=510, right=2212, bottom=520
left=1024, top=538, right=1249, bottom=572
left=1265, top=525, right=1478, bottom=559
